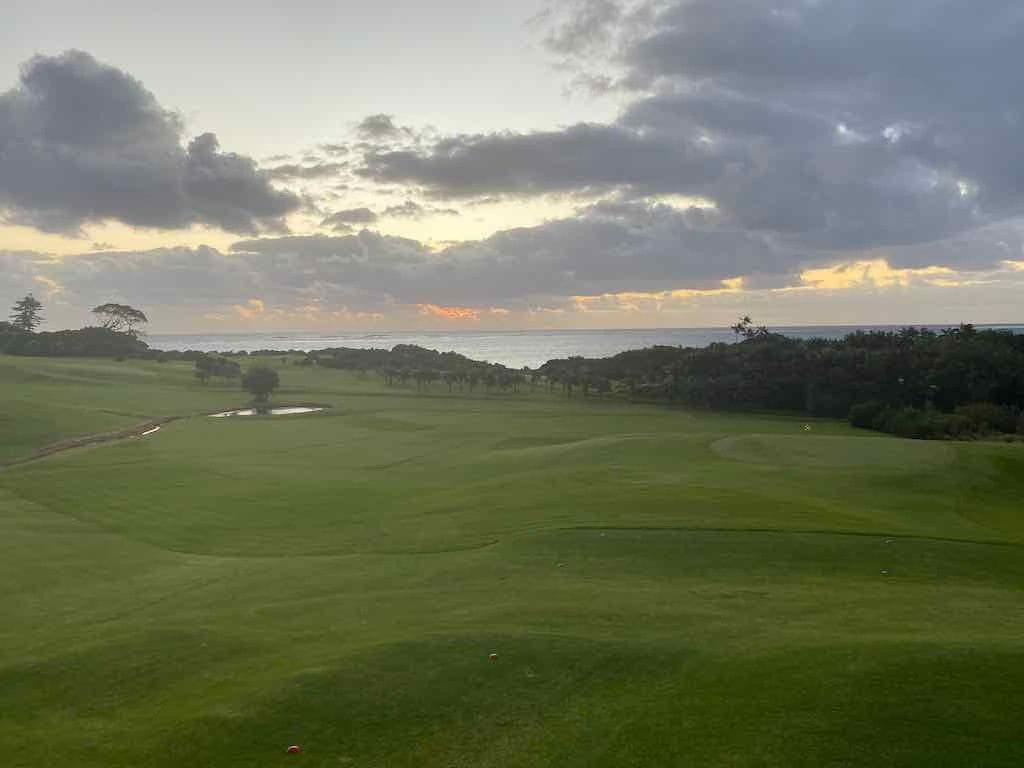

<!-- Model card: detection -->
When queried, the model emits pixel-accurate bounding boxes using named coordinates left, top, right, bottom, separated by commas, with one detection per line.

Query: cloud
left=0, top=50, right=299, bottom=234
left=6, top=211, right=1024, bottom=330
left=265, top=162, right=347, bottom=180
left=320, top=207, right=379, bottom=232
left=418, top=304, right=481, bottom=321
left=541, top=0, right=625, bottom=56
left=382, top=200, right=459, bottom=218
left=319, top=144, right=350, bottom=156
left=14, top=201, right=1018, bottom=325
left=357, top=114, right=400, bottom=139
left=0, top=203, right=797, bottom=318
left=360, top=122, right=727, bottom=199
left=355, top=1, right=1024, bottom=262
left=233, top=298, right=266, bottom=319
left=32, top=275, right=65, bottom=299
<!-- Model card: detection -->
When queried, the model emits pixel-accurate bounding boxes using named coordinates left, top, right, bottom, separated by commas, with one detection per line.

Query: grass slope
left=1, top=355, right=1022, bottom=766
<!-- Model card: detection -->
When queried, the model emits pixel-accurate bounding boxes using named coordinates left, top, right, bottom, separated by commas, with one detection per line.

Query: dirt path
left=1, top=402, right=333, bottom=469
left=0, top=416, right=183, bottom=469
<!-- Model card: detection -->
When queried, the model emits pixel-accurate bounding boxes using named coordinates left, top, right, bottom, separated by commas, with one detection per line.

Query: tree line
left=2, top=295, right=282, bottom=408
left=309, top=344, right=532, bottom=394
left=4, top=294, right=1023, bottom=438
left=539, top=320, right=1024, bottom=439
left=1, top=295, right=151, bottom=357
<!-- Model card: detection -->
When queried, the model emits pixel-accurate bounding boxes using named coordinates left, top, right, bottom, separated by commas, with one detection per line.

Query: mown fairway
left=1, top=355, right=1023, bottom=767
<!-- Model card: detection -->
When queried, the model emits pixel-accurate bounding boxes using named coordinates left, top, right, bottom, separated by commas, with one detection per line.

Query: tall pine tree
left=9, top=294, right=43, bottom=332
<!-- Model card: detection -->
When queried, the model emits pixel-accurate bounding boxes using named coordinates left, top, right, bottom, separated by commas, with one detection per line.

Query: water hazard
left=209, top=407, right=324, bottom=418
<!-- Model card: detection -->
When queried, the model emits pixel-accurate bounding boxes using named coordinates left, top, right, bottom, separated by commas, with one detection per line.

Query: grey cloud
left=0, top=50, right=299, bottom=234
left=543, top=0, right=624, bottom=55
left=383, top=200, right=459, bottom=218
left=236, top=203, right=800, bottom=305
left=226, top=205, right=1023, bottom=309
left=320, top=208, right=379, bottom=233
left=3, top=202, right=799, bottom=318
left=870, top=223, right=1024, bottom=272
left=356, top=1, right=1024, bottom=260
left=357, top=114, right=400, bottom=139
left=8, top=204, right=1021, bottom=323
left=319, top=144, right=350, bottom=156
left=265, top=162, right=348, bottom=180
left=431, top=207, right=787, bottom=303
left=184, top=133, right=297, bottom=234
left=360, top=122, right=730, bottom=198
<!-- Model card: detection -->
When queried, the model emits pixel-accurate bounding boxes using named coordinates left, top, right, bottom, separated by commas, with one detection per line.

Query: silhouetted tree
left=91, top=303, right=148, bottom=336
left=730, top=315, right=769, bottom=340
left=9, top=294, right=43, bottom=332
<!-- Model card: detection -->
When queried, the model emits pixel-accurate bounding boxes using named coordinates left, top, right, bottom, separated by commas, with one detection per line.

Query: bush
left=849, top=400, right=887, bottom=429
left=871, top=407, right=975, bottom=440
left=955, top=403, right=1018, bottom=434
left=939, top=413, right=975, bottom=439
left=885, top=408, right=929, bottom=439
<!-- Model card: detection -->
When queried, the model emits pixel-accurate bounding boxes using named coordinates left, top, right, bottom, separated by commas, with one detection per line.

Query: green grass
left=1, top=354, right=1023, bottom=766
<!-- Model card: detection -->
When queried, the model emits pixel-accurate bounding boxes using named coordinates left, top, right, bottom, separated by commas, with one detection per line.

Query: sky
left=2, top=0, right=1024, bottom=333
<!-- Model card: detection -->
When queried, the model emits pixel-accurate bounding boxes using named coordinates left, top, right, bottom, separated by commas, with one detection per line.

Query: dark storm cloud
left=357, top=0, right=1024, bottom=260
left=0, top=50, right=299, bottom=234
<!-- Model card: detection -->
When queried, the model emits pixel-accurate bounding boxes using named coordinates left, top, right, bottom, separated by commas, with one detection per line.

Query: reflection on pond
left=209, top=407, right=325, bottom=418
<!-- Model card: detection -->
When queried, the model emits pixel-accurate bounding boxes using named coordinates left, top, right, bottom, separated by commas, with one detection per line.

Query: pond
left=209, top=407, right=325, bottom=418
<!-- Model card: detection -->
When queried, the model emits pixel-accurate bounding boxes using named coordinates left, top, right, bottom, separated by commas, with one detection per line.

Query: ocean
left=149, top=325, right=1024, bottom=370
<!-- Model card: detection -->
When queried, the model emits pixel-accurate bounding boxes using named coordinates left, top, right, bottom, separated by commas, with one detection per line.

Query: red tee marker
left=287, top=745, right=302, bottom=754
left=489, top=652, right=498, bottom=661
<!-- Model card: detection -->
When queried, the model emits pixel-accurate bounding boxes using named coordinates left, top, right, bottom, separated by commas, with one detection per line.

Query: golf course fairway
left=2, top=355, right=1023, bottom=767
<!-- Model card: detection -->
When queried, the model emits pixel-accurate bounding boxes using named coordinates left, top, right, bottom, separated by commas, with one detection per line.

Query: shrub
left=885, top=408, right=930, bottom=439
left=939, top=413, right=975, bottom=439
left=849, top=400, right=887, bottom=429
left=873, top=408, right=975, bottom=440
left=955, top=402, right=1017, bottom=434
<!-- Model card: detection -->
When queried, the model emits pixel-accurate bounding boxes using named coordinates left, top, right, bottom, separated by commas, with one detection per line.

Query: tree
left=91, top=303, right=148, bottom=336
left=195, top=355, right=241, bottom=384
left=9, top=294, right=43, bottom=332
left=731, top=315, right=769, bottom=340
left=242, top=365, right=280, bottom=406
